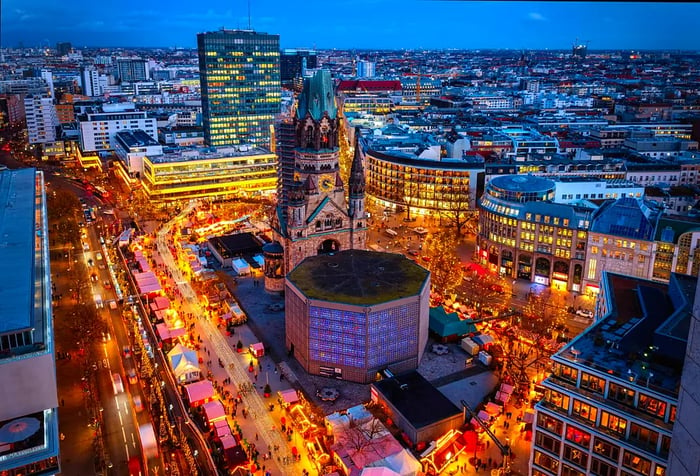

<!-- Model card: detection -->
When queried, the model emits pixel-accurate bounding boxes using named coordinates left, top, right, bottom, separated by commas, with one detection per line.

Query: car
left=87, top=258, right=94, bottom=267
left=132, top=395, right=144, bottom=412
left=123, top=346, right=131, bottom=357
left=127, top=368, right=138, bottom=385
left=103, top=280, right=112, bottom=289
left=576, top=309, right=594, bottom=319
left=111, top=373, right=124, bottom=394
left=407, top=249, right=419, bottom=256
left=96, top=252, right=103, bottom=261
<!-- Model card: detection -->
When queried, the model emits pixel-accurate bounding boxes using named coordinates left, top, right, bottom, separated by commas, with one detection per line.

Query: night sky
left=2, top=1, right=699, bottom=50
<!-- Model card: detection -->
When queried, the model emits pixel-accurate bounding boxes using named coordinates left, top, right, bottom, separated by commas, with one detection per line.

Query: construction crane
left=461, top=400, right=512, bottom=474
left=402, top=70, right=432, bottom=104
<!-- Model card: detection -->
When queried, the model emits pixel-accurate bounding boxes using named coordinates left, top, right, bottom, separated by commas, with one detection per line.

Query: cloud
left=527, top=12, right=547, bottom=22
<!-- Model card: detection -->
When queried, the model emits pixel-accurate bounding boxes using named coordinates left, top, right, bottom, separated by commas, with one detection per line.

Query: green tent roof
left=429, top=306, right=478, bottom=337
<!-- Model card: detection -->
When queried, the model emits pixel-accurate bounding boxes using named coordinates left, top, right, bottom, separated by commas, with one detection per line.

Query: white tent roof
left=382, top=448, right=421, bottom=476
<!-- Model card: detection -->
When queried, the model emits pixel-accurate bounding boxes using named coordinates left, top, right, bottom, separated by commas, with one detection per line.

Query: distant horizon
left=3, top=1, right=700, bottom=51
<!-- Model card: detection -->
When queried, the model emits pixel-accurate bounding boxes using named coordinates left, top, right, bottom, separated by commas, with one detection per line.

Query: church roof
left=297, top=70, right=337, bottom=121
left=349, top=128, right=366, bottom=198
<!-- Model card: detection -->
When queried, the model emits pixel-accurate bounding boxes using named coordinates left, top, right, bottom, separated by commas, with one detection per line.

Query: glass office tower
left=197, top=29, right=281, bottom=148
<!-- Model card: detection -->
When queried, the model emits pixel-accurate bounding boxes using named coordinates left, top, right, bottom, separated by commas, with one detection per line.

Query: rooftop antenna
left=248, top=0, right=252, bottom=30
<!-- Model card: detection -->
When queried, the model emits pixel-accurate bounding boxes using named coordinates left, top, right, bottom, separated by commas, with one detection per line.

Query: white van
left=94, top=294, right=103, bottom=309
left=384, top=228, right=398, bottom=238
left=111, top=373, right=124, bottom=394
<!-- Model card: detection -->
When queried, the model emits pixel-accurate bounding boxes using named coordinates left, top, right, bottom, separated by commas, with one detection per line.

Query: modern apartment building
left=78, top=105, right=157, bottom=153
left=24, top=95, right=58, bottom=145
left=116, top=58, right=148, bottom=83
left=530, top=271, right=692, bottom=476
left=197, top=29, right=281, bottom=148
left=0, top=168, right=60, bottom=475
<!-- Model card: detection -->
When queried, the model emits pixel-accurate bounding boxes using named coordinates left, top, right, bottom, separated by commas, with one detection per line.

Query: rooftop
left=115, top=129, right=159, bottom=149
left=555, top=272, right=693, bottom=398
left=489, top=174, right=555, bottom=193
left=372, top=371, right=462, bottom=429
left=0, top=169, right=40, bottom=335
left=287, top=250, right=429, bottom=306
left=150, top=144, right=274, bottom=164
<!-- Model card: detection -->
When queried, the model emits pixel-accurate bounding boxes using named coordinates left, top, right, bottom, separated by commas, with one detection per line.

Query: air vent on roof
left=327, top=262, right=338, bottom=268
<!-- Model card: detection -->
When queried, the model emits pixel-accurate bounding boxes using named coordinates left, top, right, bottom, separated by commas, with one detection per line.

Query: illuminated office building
left=0, top=168, right=60, bottom=475
left=197, top=29, right=281, bottom=148
left=530, top=271, right=692, bottom=476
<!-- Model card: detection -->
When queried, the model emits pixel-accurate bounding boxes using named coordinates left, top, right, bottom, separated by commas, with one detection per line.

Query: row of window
left=535, top=414, right=667, bottom=476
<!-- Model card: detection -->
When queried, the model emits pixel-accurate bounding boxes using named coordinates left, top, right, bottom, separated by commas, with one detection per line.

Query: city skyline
left=2, top=1, right=700, bottom=51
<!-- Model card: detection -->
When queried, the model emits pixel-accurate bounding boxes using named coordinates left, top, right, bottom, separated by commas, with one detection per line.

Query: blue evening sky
left=2, top=1, right=699, bottom=50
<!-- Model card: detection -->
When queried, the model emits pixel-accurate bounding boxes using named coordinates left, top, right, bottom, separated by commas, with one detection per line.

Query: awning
left=495, top=391, right=511, bottom=403
left=472, top=334, right=494, bottom=346
left=184, top=380, right=214, bottom=405
left=477, top=410, right=491, bottom=422
left=220, top=433, right=238, bottom=449
left=500, top=383, right=515, bottom=395
left=524, top=410, right=535, bottom=424
left=203, top=400, right=226, bottom=423
left=278, top=389, right=299, bottom=405
left=486, top=402, right=502, bottom=415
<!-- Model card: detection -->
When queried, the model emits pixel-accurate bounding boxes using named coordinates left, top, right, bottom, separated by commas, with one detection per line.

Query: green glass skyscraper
left=197, top=29, right=281, bottom=148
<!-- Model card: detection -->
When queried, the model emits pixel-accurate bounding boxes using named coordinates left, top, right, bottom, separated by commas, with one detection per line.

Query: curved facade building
left=477, top=175, right=594, bottom=291
left=365, top=149, right=483, bottom=215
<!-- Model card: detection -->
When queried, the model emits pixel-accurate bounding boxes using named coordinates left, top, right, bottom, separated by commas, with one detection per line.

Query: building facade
left=0, top=169, right=60, bottom=475
left=583, top=197, right=663, bottom=293
left=78, top=108, right=157, bottom=153
left=280, top=49, right=317, bottom=82
left=365, top=149, right=483, bottom=215
left=24, top=95, right=57, bottom=145
left=272, top=70, right=367, bottom=275
left=530, top=271, right=691, bottom=476
left=477, top=175, right=593, bottom=291
left=116, top=58, right=148, bottom=83
left=197, top=29, right=281, bottom=148
left=285, top=250, right=430, bottom=383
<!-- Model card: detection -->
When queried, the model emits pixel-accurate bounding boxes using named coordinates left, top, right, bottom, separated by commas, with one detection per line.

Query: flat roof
left=0, top=169, right=36, bottom=334
left=150, top=145, right=274, bottom=164
left=372, top=371, right=462, bottom=429
left=288, top=250, right=429, bottom=306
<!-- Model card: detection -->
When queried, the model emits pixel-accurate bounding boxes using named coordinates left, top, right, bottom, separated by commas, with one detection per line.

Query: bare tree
left=336, top=417, right=387, bottom=453
left=439, top=189, right=475, bottom=238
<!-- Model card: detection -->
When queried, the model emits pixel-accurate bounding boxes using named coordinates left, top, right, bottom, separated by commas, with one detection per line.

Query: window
left=555, top=363, right=578, bottom=384
left=572, top=399, right=598, bottom=424
left=593, top=437, right=620, bottom=462
left=535, top=430, right=561, bottom=454
left=637, top=394, right=667, bottom=419
left=566, top=424, right=591, bottom=448
left=622, top=450, right=652, bottom=476
left=655, top=464, right=666, bottom=476
left=564, top=444, right=588, bottom=468
left=534, top=450, right=560, bottom=473
left=609, top=383, right=635, bottom=406
left=546, top=389, right=570, bottom=412
left=581, top=373, right=605, bottom=394
left=591, top=457, right=619, bottom=476
left=600, top=411, right=627, bottom=437
left=629, top=423, right=659, bottom=453
left=562, top=464, right=586, bottom=476
left=537, top=413, right=564, bottom=435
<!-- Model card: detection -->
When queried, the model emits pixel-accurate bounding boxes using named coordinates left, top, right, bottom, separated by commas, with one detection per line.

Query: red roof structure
left=337, top=80, right=402, bottom=93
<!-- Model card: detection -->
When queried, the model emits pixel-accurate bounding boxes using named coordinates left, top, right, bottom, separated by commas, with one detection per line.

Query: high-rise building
left=78, top=104, right=157, bottom=153
left=271, top=70, right=367, bottom=278
left=55, top=42, right=72, bottom=56
left=356, top=60, right=376, bottom=78
left=0, top=168, right=60, bottom=475
left=530, top=271, right=693, bottom=476
left=80, top=66, right=101, bottom=97
left=280, top=49, right=317, bottom=81
left=24, top=95, right=58, bottom=144
left=116, top=58, right=148, bottom=83
left=197, top=29, right=281, bottom=148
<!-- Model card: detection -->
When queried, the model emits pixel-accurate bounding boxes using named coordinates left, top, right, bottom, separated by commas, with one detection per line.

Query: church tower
left=271, top=70, right=367, bottom=277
